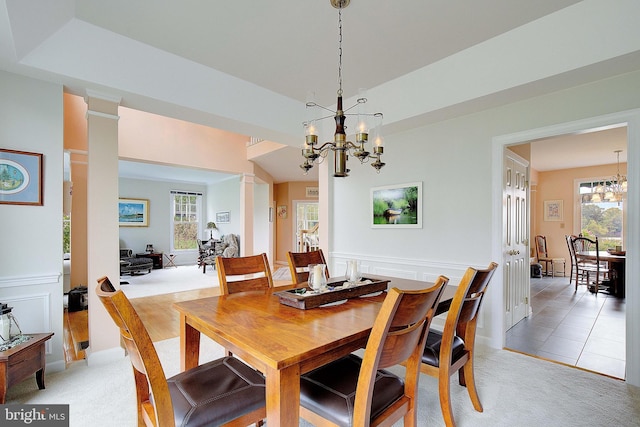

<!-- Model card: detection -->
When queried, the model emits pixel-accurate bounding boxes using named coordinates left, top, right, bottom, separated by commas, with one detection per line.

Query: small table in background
left=164, top=253, right=177, bottom=268
left=0, top=332, right=54, bottom=403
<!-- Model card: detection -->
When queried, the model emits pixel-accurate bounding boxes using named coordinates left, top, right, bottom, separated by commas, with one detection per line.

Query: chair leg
left=460, top=358, right=483, bottom=413
left=438, top=370, right=456, bottom=427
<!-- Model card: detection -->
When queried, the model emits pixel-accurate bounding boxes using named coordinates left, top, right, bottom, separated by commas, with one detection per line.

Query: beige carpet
left=119, top=264, right=218, bottom=299
left=6, top=337, right=640, bottom=426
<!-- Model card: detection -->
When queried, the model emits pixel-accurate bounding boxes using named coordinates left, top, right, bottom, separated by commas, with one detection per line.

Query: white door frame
left=491, top=109, right=640, bottom=386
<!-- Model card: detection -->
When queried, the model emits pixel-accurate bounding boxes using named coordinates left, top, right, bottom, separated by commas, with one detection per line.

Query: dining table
left=577, top=250, right=626, bottom=298
left=173, top=274, right=456, bottom=427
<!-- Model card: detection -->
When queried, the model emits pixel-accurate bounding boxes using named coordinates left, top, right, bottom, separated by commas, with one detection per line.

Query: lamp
left=609, top=149, right=628, bottom=203
left=206, top=222, right=218, bottom=239
left=300, top=0, right=385, bottom=177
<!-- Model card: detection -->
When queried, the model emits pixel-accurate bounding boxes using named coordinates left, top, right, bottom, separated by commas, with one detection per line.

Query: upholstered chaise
left=120, top=249, right=153, bottom=275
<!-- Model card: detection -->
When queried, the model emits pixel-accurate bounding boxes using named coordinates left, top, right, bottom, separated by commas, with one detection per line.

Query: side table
left=0, top=332, right=54, bottom=403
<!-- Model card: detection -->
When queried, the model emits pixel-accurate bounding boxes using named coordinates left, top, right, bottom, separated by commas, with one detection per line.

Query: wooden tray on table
left=275, top=277, right=389, bottom=310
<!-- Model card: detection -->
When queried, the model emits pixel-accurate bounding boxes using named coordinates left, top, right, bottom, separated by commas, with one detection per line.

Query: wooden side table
left=0, top=332, right=54, bottom=404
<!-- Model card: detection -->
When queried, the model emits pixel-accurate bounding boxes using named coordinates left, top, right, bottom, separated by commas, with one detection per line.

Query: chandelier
left=300, top=0, right=385, bottom=177
left=591, top=150, right=628, bottom=204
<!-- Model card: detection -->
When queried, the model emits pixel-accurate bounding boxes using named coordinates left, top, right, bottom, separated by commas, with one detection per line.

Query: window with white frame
left=171, top=191, right=202, bottom=251
left=578, top=180, right=624, bottom=249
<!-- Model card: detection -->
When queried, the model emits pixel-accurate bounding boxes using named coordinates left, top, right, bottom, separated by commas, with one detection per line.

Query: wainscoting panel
left=1, top=293, right=53, bottom=354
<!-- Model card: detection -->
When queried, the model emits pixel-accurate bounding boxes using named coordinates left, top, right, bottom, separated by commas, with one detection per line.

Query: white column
left=85, top=91, right=123, bottom=363
left=240, top=173, right=255, bottom=256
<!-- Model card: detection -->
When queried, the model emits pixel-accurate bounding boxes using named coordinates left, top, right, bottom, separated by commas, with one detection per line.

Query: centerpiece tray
left=275, top=277, right=389, bottom=310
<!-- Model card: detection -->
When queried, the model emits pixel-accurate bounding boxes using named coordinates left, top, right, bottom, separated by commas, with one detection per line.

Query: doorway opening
left=502, top=125, right=628, bottom=379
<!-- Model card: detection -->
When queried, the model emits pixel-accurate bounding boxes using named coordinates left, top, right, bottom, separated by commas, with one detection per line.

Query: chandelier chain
left=337, top=6, right=343, bottom=96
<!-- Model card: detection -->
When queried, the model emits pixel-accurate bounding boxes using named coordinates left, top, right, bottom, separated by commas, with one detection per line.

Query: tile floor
left=505, top=275, right=626, bottom=379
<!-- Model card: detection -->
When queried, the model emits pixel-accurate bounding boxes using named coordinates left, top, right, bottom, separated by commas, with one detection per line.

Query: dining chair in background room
left=570, top=235, right=612, bottom=294
left=420, top=262, right=498, bottom=427
left=299, top=276, right=449, bottom=427
left=216, top=253, right=274, bottom=295
left=565, top=234, right=587, bottom=285
left=95, top=276, right=266, bottom=427
left=287, top=249, right=330, bottom=285
left=534, top=235, right=566, bottom=277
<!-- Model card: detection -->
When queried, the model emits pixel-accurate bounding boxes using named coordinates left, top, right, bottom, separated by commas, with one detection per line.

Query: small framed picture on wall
left=543, top=200, right=563, bottom=221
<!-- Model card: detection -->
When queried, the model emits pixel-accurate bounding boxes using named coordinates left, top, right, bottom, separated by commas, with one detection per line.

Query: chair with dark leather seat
left=96, top=276, right=266, bottom=427
left=299, top=276, right=449, bottom=427
left=286, top=249, right=330, bottom=285
left=216, top=253, right=274, bottom=296
left=420, top=262, right=498, bottom=427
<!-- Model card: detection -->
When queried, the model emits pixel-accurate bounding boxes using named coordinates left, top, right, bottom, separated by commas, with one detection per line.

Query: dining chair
left=565, top=234, right=588, bottom=285
left=420, top=262, right=498, bottom=427
left=570, top=235, right=611, bottom=294
left=216, top=253, right=274, bottom=295
left=299, top=276, right=449, bottom=427
left=534, top=235, right=566, bottom=277
left=95, top=276, right=266, bottom=427
left=286, top=249, right=330, bottom=285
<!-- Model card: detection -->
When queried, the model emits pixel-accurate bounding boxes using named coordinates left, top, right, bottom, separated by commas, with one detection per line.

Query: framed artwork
left=371, top=182, right=422, bottom=228
left=306, top=186, right=319, bottom=197
left=216, top=211, right=230, bottom=223
left=277, top=205, right=287, bottom=219
left=118, top=198, right=149, bottom=227
left=544, top=200, right=563, bottom=221
left=0, top=148, right=43, bottom=206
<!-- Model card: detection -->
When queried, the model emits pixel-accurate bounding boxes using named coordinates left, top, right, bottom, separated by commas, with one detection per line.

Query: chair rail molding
left=0, top=272, right=61, bottom=288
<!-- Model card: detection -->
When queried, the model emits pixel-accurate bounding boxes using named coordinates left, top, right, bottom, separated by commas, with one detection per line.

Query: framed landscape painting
left=0, top=148, right=43, bottom=206
left=119, top=198, right=149, bottom=226
left=371, top=182, right=422, bottom=228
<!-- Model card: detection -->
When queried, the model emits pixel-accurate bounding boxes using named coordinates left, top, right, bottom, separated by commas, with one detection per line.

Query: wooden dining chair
left=570, top=236, right=611, bottom=294
left=286, top=249, right=330, bottom=285
left=420, top=262, right=498, bottom=427
left=534, top=235, right=566, bottom=277
left=299, top=276, right=449, bottom=427
left=95, top=276, right=266, bottom=427
left=216, top=253, right=274, bottom=295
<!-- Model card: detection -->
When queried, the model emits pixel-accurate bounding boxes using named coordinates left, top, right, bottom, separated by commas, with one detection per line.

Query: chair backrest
left=95, top=276, right=175, bottom=427
left=216, top=253, right=274, bottom=295
left=535, top=235, right=548, bottom=259
left=353, top=276, right=449, bottom=426
left=565, top=234, right=578, bottom=264
left=443, top=262, right=498, bottom=354
left=571, top=235, right=599, bottom=259
left=286, top=249, right=329, bottom=284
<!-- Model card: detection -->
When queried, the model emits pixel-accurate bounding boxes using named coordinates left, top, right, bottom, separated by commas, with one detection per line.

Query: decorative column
left=85, top=90, right=123, bottom=363
left=240, top=173, right=255, bottom=256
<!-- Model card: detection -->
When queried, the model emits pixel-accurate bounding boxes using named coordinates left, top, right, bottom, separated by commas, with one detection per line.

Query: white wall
left=207, top=176, right=241, bottom=237
left=329, top=69, right=640, bottom=385
left=0, top=70, right=65, bottom=371
left=118, top=177, right=207, bottom=266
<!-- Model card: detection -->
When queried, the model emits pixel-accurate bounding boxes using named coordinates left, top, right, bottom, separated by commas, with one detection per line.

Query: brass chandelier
left=300, top=0, right=385, bottom=177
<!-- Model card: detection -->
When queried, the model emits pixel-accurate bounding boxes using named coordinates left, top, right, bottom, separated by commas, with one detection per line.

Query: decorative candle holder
left=308, top=264, right=327, bottom=291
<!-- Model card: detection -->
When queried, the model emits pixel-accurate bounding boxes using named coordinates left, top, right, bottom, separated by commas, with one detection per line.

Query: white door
left=504, top=152, right=530, bottom=330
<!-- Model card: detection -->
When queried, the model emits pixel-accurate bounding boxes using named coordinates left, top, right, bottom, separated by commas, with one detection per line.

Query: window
left=578, top=180, right=624, bottom=249
left=63, top=214, right=70, bottom=254
left=295, top=202, right=319, bottom=251
left=171, top=191, right=202, bottom=251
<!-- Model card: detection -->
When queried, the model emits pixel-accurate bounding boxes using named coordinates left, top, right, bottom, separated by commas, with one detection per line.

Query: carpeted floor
left=6, top=337, right=640, bottom=426
left=119, top=264, right=218, bottom=299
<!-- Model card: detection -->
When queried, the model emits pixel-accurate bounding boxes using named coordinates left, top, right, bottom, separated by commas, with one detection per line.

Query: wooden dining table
left=577, top=250, right=626, bottom=297
left=173, top=274, right=456, bottom=427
